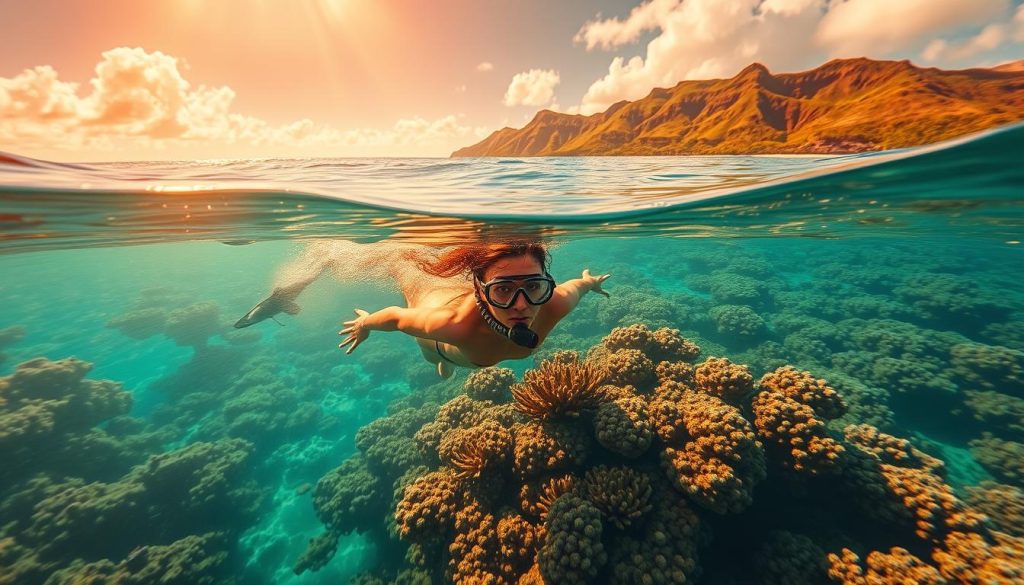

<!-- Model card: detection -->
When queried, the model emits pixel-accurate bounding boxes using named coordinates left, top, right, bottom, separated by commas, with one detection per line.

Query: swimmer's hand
left=582, top=269, right=611, bottom=298
left=339, top=309, right=370, bottom=354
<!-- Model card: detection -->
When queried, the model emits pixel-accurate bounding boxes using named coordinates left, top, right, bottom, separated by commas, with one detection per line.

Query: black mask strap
left=474, top=292, right=540, bottom=349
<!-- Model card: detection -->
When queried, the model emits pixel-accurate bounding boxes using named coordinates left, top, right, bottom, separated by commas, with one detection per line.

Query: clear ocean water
left=1, top=124, right=1022, bottom=584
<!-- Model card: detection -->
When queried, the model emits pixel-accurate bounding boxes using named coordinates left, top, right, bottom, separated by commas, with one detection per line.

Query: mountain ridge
left=452, top=58, right=1024, bottom=157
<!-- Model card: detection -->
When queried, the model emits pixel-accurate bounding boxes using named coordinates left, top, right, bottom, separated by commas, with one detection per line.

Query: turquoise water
left=1, top=125, right=1023, bottom=584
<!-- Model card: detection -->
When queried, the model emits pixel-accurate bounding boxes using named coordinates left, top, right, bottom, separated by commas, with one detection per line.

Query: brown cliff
left=452, top=58, right=1024, bottom=156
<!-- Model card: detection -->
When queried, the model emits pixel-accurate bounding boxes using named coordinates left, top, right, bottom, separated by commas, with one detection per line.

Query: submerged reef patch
left=298, top=325, right=1024, bottom=584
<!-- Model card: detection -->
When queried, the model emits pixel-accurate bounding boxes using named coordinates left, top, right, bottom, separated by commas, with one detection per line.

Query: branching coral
left=594, top=395, right=653, bottom=458
left=518, top=473, right=577, bottom=521
left=464, top=367, right=516, bottom=402
left=581, top=466, right=653, bottom=529
left=511, top=355, right=607, bottom=420
left=694, top=357, right=754, bottom=404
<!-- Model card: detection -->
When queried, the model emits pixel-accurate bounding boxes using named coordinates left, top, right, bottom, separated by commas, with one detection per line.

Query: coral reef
left=694, top=357, right=754, bottom=404
left=593, top=395, right=653, bottom=458
left=511, top=355, right=607, bottom=420
left=537, top=494, right=607, bottom=584
left=970, top=434, right=1024, bottom=486
left=463, top=367, right=516, bottom=402
left=966, top=482, right=1024, bottom=537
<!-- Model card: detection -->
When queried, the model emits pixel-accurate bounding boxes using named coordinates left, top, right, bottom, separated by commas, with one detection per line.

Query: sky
left=1, top=0, right=1022, bottom=162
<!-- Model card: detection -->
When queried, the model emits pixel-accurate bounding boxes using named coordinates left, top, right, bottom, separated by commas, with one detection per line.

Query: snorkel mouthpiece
left=475, top=292, right=540, bottom=349
left=509, top=322, right=539, bottom=349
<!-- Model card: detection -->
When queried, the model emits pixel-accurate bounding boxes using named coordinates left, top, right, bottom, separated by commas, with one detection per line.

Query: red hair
left=420, top=241, right=549, bottom=280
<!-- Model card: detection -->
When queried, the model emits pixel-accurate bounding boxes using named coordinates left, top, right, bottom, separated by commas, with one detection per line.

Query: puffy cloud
left=0, top=47, right=479, bottom=158
left=574, top=0, right=1021, bottom=115
left=503, top=69, right=560, bottom=107
left=922, top=4, right=1024, bottom=62
left=574, top=0, right=682, bottom=50
left=815, top=0, right=1007, bottom=56
left=476, top=62, right=494, bottom=72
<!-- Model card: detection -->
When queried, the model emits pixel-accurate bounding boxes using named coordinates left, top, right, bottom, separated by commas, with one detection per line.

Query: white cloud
left=503, top=69, right=560, bottom=107
left=476, top=62, right=494, bottom=72
left=574, top=0, right=682, bottom=50
left=572, top=0, right=1022, bottom=116
left=815, top=0, right=1007, bottom=56
left=921, top=23, right=1009, bottom=63
left=0, top=47, right=481, bottom=158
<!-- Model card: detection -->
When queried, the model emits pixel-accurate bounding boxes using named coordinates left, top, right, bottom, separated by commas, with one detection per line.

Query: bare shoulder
left=544, top=284, right=577, bottom=320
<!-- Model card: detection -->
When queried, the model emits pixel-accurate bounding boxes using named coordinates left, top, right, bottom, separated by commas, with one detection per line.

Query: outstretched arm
left=338, top=306, right=458, bottom=354
left=547, top=269, right=611, bottom=321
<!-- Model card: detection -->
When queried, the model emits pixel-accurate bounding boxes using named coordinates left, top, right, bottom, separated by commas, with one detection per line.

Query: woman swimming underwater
left=236, top=240, right=610, bottom=378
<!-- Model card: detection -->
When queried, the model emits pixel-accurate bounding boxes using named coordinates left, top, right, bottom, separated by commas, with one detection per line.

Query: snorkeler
left=236, top=240, right=610, bottom=378
left=340, top=241, right=610, bottom=377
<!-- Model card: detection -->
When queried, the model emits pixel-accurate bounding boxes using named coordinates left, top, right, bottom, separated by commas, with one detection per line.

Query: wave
left=1, top=123, right=1022, bottom=251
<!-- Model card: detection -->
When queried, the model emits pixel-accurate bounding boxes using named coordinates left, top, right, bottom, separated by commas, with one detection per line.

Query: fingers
left=345, top=338, right=362, bottom=354
left=354, top=309, right=368, bottom=316
left=339, top=336, right=356, bottom=349
left=339, top=326, right=353, bottom=335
